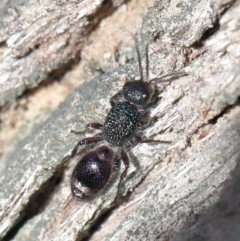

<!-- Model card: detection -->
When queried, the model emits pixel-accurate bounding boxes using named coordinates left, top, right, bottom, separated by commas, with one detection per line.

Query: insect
left=70, top=41, right=185, bottom=200
left=71, top=145, right=116, bottom=199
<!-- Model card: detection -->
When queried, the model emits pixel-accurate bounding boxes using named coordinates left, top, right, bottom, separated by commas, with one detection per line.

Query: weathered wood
left=108, top=1, right=240, bottom=240
left=0, top=0, right=124, bottom=106
left=0, top=0, right=239, bottom=240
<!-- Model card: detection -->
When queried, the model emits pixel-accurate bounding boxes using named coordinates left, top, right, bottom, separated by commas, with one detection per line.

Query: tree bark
left=0, top=0, right=240, bottom=240
left=0, top=0, right=124, bottom=106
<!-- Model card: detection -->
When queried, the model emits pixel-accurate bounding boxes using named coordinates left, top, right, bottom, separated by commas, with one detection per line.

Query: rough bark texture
left=0, top=0, right=240, bottom=241
left=0, top=0, right=124, bottom=106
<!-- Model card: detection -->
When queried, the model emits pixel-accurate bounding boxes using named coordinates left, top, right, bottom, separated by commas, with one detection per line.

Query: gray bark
left=0, top=0, right=240, bottom=240
left=0, top=0, right=124, bottom=106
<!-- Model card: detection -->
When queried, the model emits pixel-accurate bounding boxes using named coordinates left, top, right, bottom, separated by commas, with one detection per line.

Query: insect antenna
left=145, top=44, right=149, bottom=82
left=135, top=39, right=145, bottom=82
left=149, top=71, right=186, bottom=84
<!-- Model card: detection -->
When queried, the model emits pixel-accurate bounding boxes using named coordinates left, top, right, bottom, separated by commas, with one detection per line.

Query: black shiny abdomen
left=71, top=147, right=112, bottom=199
left=103, top=102, right=139, bottom=147
left=73, top=155, right=109, bottom=190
